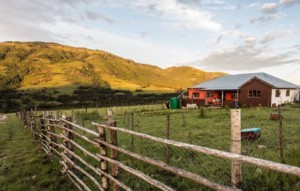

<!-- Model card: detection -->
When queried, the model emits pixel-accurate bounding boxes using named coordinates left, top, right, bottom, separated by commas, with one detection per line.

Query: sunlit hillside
left=164, top=66, right=227, bottom=88
left=0, top=41, right=226, bottom=92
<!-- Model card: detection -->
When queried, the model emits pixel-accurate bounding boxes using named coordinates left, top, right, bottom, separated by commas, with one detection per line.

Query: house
left=181, top=73, right=299, bottom=107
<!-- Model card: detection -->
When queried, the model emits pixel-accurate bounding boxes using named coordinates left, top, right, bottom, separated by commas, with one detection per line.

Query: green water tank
left=169, top=97, right=180, bottom=109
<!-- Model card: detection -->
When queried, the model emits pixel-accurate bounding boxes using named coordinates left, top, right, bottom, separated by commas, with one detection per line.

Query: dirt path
left=0, top=115, right=7, bottom=123
left=0, top=114, right=74, bottom=191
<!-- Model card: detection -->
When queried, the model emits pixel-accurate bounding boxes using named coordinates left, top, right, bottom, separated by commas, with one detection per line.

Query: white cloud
left=188, top=42, right=300, bottom=71
left=250, top=13, right=283, bottom=24
left=202, top=0, right=225, bottom=4
left=260, top=30, right=294, bottom=44
left=262, top=3, right=277, bottom=14
left=215, top=35, right=223, bottom=44
left=207, top=35, right=223, bottom=45
left=234, top=23, right=243, bottom=29
left=280, top=0, right=300, bottom=5
left=1, top=0, right=299, bottom=84
left=0, top=0, right=60, bottom=41
left=249, top=2, right=277, bottom=14
left=242, top=35, right=256, bottom=44
left=127, top=0, right=222, bottom=32
left=0, top=0, right=112, bottom=32
left=177, top=0, right=203, bottom=6
left=41, top=21, right=194, bottom=67
left=248, top=3, right=261, bottom=8
left=84, top=10, right=115, bottom=23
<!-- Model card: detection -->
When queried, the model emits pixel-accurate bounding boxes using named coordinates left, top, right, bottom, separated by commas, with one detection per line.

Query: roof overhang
left=239, top=76, right=299, bottom=89
left=188, top=88, right=238, bottom=91
left=238, top=76, right=274, bottom=89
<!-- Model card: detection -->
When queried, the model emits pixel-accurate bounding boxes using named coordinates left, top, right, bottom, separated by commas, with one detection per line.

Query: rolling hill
left=0, top=41, right=226, bottom=92
left=164, top=66, right=226, bottom=88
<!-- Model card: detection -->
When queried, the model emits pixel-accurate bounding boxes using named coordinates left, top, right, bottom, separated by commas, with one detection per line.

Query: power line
left=284, top=67, right=300, bottom=79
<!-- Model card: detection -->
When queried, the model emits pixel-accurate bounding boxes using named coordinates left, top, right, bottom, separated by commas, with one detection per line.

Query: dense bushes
left=0, top=87, right=178, bottom=113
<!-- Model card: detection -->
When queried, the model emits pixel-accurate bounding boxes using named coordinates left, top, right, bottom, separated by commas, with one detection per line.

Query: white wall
left=271, top=89, right=298, bottom=106
left=294, top=89, right=300, bottom=101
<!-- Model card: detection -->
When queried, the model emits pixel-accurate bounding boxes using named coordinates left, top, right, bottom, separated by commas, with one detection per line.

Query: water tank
left=169, top=97, right=180, bottom=109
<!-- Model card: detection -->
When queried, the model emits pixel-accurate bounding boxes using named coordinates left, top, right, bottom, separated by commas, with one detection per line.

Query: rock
left=258, top=145, right=266, bottom=149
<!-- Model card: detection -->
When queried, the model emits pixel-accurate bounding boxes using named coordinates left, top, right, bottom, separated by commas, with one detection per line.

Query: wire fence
left=72, top=103, right=300, bottom=190
left=239, top=104, right=300, bottom=190
left=23, top=103, right=300, bottom=190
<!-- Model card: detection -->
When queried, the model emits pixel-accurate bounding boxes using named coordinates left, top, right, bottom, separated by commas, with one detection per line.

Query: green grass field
left=0, top=114, right=74, bottom=191
left=1, top=103, right=300, bottom=190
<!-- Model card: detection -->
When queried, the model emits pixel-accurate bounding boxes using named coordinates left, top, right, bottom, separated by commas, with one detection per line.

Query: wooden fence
left=17, top=109, right=300, bottom=191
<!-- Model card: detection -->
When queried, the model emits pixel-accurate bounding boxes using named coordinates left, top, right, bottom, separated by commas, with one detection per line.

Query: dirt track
left=0, top=114, right=7, bottom=123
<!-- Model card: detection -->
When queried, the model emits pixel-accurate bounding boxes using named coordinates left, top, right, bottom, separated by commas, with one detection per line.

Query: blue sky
left=1, top=0, right=300, bottom=84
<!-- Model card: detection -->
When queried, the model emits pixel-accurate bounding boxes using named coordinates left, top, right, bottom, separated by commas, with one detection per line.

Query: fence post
left=107, top=108, right=119, bottom=191
left=40, top=113, right=47, bottom=143
left=24, top=110, right=28, bottom=128
left=166, top=113, right=170, bottom=164
left=29, top=111, right=32, bottom=130
left=47, top=115, right=57, bottom=153
left=131, top=112, right=134, bottom=150
left=45, top=114, right=51, bottom=152
left=230, top=109, right=241, bottom=188
left=188, top=132, right=192, bottom=144
left=278, top=105, right=285, bottom=164
left=81, top=115, right=85, bottom=128
left=62, top=115, right=74, bottom=172
left=29, top=110, right=38, bottom=139
left=182, top=113, right=186, bottom=127
left=96, top=119, right=109, bottom=190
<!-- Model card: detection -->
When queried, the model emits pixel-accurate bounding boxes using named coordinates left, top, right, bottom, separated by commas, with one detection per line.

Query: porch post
left=192, top=94, right=194, bottom=104
left=221, top=90, right=224, bottom=107
left=204, top=90, right=207, bottom=106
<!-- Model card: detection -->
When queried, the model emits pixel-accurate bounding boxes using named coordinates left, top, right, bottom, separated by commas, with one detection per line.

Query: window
left=231, top=93, right=237, bottom=99
left=248, top=90, right=261, bottom=98
left=286, top=90, right=290, bottom=97
left=192, top=92, right=199, bottom=98
left=275, top=90, right=281, bottom=97
left=206, top=92, right=214, bottom=98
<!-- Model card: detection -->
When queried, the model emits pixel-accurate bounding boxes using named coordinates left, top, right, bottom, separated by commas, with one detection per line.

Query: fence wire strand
left=20, top=103, right=300, bottom=191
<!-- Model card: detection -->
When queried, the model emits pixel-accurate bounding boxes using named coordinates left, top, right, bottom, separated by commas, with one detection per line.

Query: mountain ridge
left=0, top=41, right=227, bottom=91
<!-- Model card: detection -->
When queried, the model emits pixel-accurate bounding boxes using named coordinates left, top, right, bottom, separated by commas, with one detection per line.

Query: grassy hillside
left=0, top=41, right=225, bottom=92
left=164, top=66, right=227, bottom=88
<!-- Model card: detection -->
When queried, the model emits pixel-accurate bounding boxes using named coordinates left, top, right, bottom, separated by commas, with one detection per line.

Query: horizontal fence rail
left=17, top=108, right=300, bottom=191
left=91, top=123, right=300, bottom=178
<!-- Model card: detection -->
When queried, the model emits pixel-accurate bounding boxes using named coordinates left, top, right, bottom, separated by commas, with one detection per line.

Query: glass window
left=286, top=90, right=290, bottom=97
left=248, top=90, right=261, bottom=98
left=276, top=90, right=281, bottom=97
left=206, top=92, right=214, bottom=98
left=231, top=92, right=237, bottom=99
left=192, top=92, right=199, bottom=98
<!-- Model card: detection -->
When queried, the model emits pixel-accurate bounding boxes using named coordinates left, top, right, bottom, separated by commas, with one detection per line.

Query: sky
left=0, top=0, right=300, bottom=85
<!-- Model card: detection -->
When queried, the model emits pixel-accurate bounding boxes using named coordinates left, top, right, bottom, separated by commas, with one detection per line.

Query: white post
left=231, top=109, right=241, bottom=188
